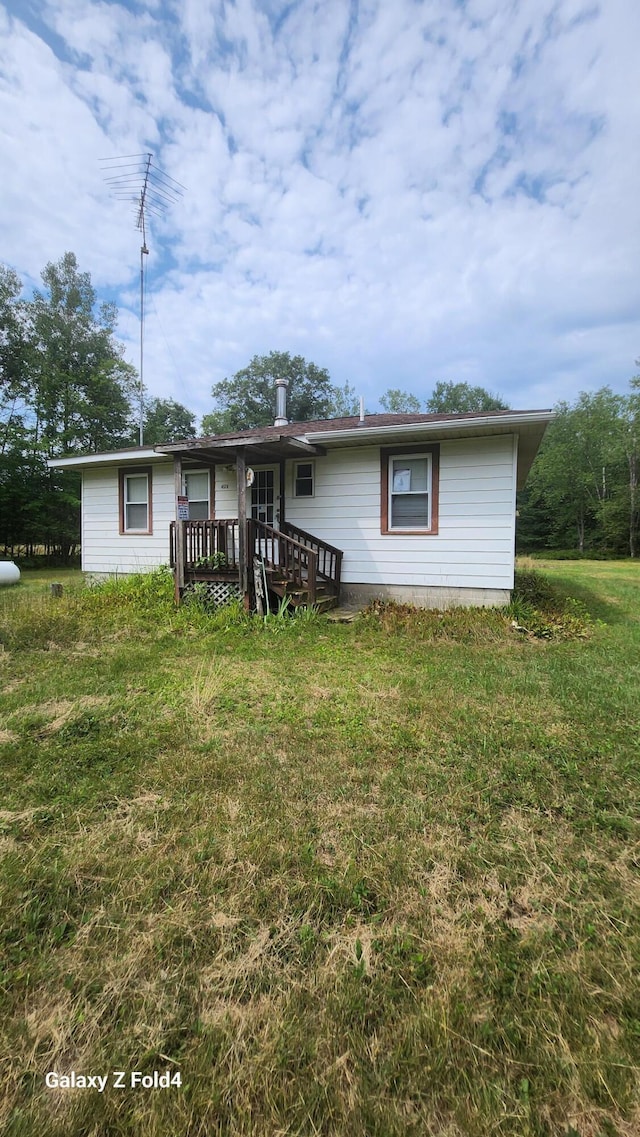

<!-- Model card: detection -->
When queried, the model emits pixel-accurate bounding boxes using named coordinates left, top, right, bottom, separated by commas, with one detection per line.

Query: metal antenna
left=100, top=153, right=185, bottom=446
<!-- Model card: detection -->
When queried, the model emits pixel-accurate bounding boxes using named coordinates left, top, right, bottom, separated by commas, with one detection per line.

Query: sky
left=1, top=0, right=639, bottom=425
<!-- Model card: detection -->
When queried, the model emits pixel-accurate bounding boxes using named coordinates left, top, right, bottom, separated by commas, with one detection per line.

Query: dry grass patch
left=198, top=991, right=277, bottom=1031
left=323, top=922, right=377, bottom=975
left=70, top=643, right=106, bottom=658
left=0, top=806, right=48, bottom=825
left=0, top=678, right=25, bottom=695
left=6, top=694, right=112, bottom=735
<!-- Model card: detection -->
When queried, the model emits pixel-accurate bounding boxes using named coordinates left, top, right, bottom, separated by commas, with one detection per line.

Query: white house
left=49, top=402, right=553, bottom=612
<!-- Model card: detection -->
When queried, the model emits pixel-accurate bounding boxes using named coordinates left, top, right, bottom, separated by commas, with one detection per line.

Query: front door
left=251, top=468, right=275, bottom=526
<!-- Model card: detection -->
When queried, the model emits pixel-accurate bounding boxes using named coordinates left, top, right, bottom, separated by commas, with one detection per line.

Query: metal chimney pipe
left=359, top=396, right=365, bottom=424
left=274, top=377, right=289, bottom=426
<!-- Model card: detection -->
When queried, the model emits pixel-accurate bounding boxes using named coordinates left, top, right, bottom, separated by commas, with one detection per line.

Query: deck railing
left=171, top=518, right=341, bottom=607
left=170, top=519, right=240, bottom=572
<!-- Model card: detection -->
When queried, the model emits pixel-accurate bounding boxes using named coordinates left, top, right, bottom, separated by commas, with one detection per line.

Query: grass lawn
left=1, top=567, right=82, bottom=593
left=0, top=562, right=638, bottom=1136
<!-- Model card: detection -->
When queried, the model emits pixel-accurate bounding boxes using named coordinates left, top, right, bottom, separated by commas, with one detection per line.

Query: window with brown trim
left=118, top=466, right=153, bottom=535
left=380, top=444, right=439, bottom=535
left=184, top=469, right=210, bottom=520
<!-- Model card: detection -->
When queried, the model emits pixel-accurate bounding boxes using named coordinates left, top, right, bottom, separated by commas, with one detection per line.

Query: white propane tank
left=0, top=561, right=21, bottom=586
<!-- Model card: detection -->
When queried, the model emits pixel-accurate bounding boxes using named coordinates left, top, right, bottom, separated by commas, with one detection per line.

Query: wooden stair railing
left=280, top=522, right=342, bottom=597
left=251, top=519, right=320, bottom=605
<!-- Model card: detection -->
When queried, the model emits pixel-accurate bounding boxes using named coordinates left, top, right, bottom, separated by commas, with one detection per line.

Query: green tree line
left=0, top=254, right=196, bottom=561
left=201, top=365, right=509, bottom=432
left=517, top=380, right=640, bottom=558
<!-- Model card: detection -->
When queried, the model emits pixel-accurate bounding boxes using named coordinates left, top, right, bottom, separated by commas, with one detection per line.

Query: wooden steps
left=268, top=577, right=339, bottom=613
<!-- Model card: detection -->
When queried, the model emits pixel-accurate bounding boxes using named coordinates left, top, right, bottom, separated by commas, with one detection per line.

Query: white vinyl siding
left=214, top=469, right=238, bottom=519
left=81, top=461, right=174, bottom=574
left=80, top=436, right=517, bottom=588
left=285, top=435, right=517, bottom=590
left=213, top=436, right=516, bottom=589
left=214, top=466, right=279, bottom=522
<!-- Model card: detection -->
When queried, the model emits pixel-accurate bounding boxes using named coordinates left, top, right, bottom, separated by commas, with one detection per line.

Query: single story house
left=49, top=391, right=553, bottom=612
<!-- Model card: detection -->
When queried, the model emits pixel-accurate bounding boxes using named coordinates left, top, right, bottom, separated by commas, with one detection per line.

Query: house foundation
left=338, top=583, right=511, bottom=609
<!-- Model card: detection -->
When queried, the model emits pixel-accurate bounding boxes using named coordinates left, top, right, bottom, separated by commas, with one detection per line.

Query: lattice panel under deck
left=184, top=581, right=242, bottom=607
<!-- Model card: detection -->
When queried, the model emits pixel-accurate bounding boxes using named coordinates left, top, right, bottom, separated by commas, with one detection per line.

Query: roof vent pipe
left=274, top=377, right=289, bottom=426
left=359, top=396, right=365, bottom=424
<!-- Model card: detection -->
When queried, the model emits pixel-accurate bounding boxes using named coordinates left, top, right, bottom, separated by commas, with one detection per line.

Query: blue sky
left=1, top=0, right=638, bottom=425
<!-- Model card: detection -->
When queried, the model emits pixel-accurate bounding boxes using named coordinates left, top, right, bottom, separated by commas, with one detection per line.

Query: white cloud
left=0, top=0, right=639, bottom=424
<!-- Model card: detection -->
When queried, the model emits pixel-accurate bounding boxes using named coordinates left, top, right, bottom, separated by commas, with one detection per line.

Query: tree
left=0, top=266, right=31, bottom=461
left=614, top=374, right=640, bottom=557
left=515, top=482, right=557, bottom=553
left=138, top=398, right=197, bottom=445
left=202, top=351, right=337, bottom=433
left=0, top=414, right=35, bottom=553
left=521, top=389, right=624, bottom=553
left=29, top=252, right=136, bottom=456
left=426, top=381, right=509, bottom=413
left=329, top=381, right=360, bottom=417
left=0, top=265, right=28, bottom=403
left=16, top=252, right=140, bottom=560
left=0, top=253, right=139, bottom=560
left=380, top=388, right=421, bottom=413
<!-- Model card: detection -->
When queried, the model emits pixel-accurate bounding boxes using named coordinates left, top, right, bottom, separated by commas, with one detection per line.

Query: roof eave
left=303, top=411, right=554, bottom=491
left=303, top=411, right=554, bottom=443
left=47, top=448, right=163, bottom=469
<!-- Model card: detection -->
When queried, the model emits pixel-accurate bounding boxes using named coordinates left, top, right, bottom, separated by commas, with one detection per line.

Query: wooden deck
left=169, top=519, right=342, bottom=612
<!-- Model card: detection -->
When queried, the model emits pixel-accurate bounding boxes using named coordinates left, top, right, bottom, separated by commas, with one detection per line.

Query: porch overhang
left=156, top=434, right=326, bottom=466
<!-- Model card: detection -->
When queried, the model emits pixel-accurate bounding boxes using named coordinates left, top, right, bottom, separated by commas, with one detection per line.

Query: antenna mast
left=100, top=153, right=185, bottom=446
left=137, top=154, right=151, bottom=445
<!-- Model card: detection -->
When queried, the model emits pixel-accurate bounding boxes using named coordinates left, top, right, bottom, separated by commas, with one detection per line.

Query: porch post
left=236, top=449, right=249, bottom=607
left=278, top=459, right=286, bottom=527
left=173, top=453, right=185, bottom=604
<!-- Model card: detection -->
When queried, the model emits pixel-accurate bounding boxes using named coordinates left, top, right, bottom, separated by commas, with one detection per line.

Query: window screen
left=125, top=474, right=149, bottom=531
left=185, top=471, right=209, bottom=520
left=389, top=456, right=430, bottom=529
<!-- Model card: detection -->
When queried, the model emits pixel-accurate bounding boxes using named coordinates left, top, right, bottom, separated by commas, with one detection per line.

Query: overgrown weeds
left=0, top=585, right=89, bottom=651
left=0, top=566, right=325, bottom=652
left=360, top=569, right=594, bottom=642
left=0, top=564, right=595, bottom=654
left=361, top=597, right=509, bottom=641
left=508, top=569, right=595, bottom=639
